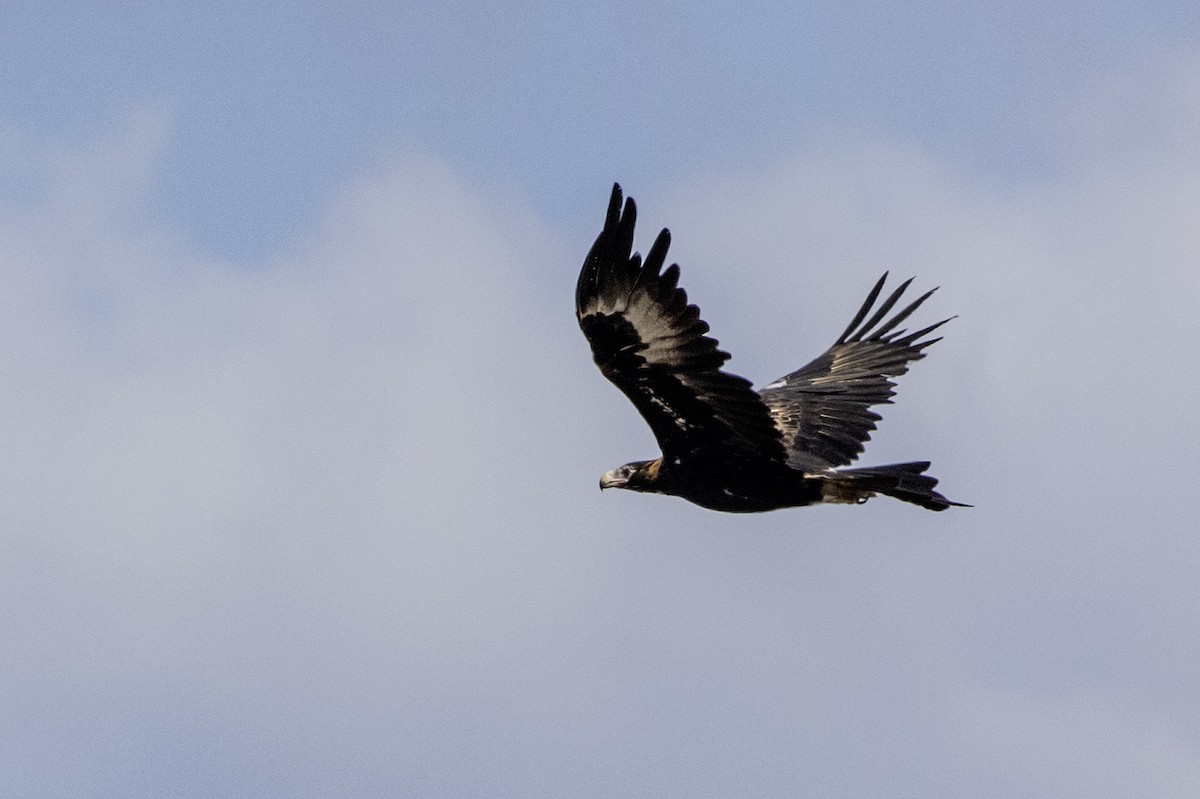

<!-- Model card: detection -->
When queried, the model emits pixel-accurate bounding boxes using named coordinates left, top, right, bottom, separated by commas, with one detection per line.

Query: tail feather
left=818, top=461, right=968, bottom=512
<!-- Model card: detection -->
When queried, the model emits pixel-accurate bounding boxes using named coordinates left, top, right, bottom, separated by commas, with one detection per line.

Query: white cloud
left=3, top=52, right=1200, bottom=795
left=0, top=119, right=605, bottom=795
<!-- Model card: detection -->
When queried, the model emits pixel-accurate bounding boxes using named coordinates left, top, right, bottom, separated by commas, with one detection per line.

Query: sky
left=1, top=2, right=1199, bottom=796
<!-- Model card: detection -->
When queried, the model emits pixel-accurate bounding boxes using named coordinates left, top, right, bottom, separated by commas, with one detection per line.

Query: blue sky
left=7, top=1, right=1197, bottom=257
left=3, top=3, right=1200, bottom=797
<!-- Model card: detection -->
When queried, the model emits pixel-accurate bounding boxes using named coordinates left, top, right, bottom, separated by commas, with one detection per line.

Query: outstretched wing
left=759, top=273, right=951, bottom=470
left=576, top=184, right=786, bottom=464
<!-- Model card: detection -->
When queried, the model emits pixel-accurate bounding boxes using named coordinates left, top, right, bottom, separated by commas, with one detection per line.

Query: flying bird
left=576, top=184, right=966, bottom=512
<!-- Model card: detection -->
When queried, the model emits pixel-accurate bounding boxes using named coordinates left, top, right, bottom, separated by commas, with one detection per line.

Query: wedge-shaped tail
left=816, top=462, right=969, bottom=511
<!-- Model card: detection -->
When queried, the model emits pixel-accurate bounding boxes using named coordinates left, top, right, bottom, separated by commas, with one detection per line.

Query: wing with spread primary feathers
left=759, top=273, right=951, bottom=470
left=576, top=184, right=786, bottom=464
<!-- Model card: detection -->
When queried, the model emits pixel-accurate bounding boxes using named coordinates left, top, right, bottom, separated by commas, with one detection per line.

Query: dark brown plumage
left=576, top=183, right=966, bottom=512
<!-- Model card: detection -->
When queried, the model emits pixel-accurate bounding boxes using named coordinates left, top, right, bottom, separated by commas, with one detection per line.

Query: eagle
left=576, top=184, right=966, bottom=513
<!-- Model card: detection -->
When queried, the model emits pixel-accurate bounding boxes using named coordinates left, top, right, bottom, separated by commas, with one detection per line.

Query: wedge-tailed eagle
left=576, top=184, right=966, bottom=512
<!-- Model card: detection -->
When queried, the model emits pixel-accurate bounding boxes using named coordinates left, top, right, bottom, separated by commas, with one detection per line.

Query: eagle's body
left=576, top=184, right=966, bottom=513
left=602, top=454, right=823, bottom=514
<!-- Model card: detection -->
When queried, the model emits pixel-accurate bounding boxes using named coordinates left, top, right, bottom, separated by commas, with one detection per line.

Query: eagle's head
left=599, top=458, right=663, bottom=492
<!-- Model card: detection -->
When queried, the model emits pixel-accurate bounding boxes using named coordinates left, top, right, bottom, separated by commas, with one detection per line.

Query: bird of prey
left=576, top=184, right=966, bottom=512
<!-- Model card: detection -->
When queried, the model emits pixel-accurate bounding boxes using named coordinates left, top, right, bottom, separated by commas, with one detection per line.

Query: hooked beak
left=599, top=470, right=625, bottom=490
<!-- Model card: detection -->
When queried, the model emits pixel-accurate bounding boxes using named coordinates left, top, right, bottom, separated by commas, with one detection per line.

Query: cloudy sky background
left=2, top=2, right=1199, bottom=796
